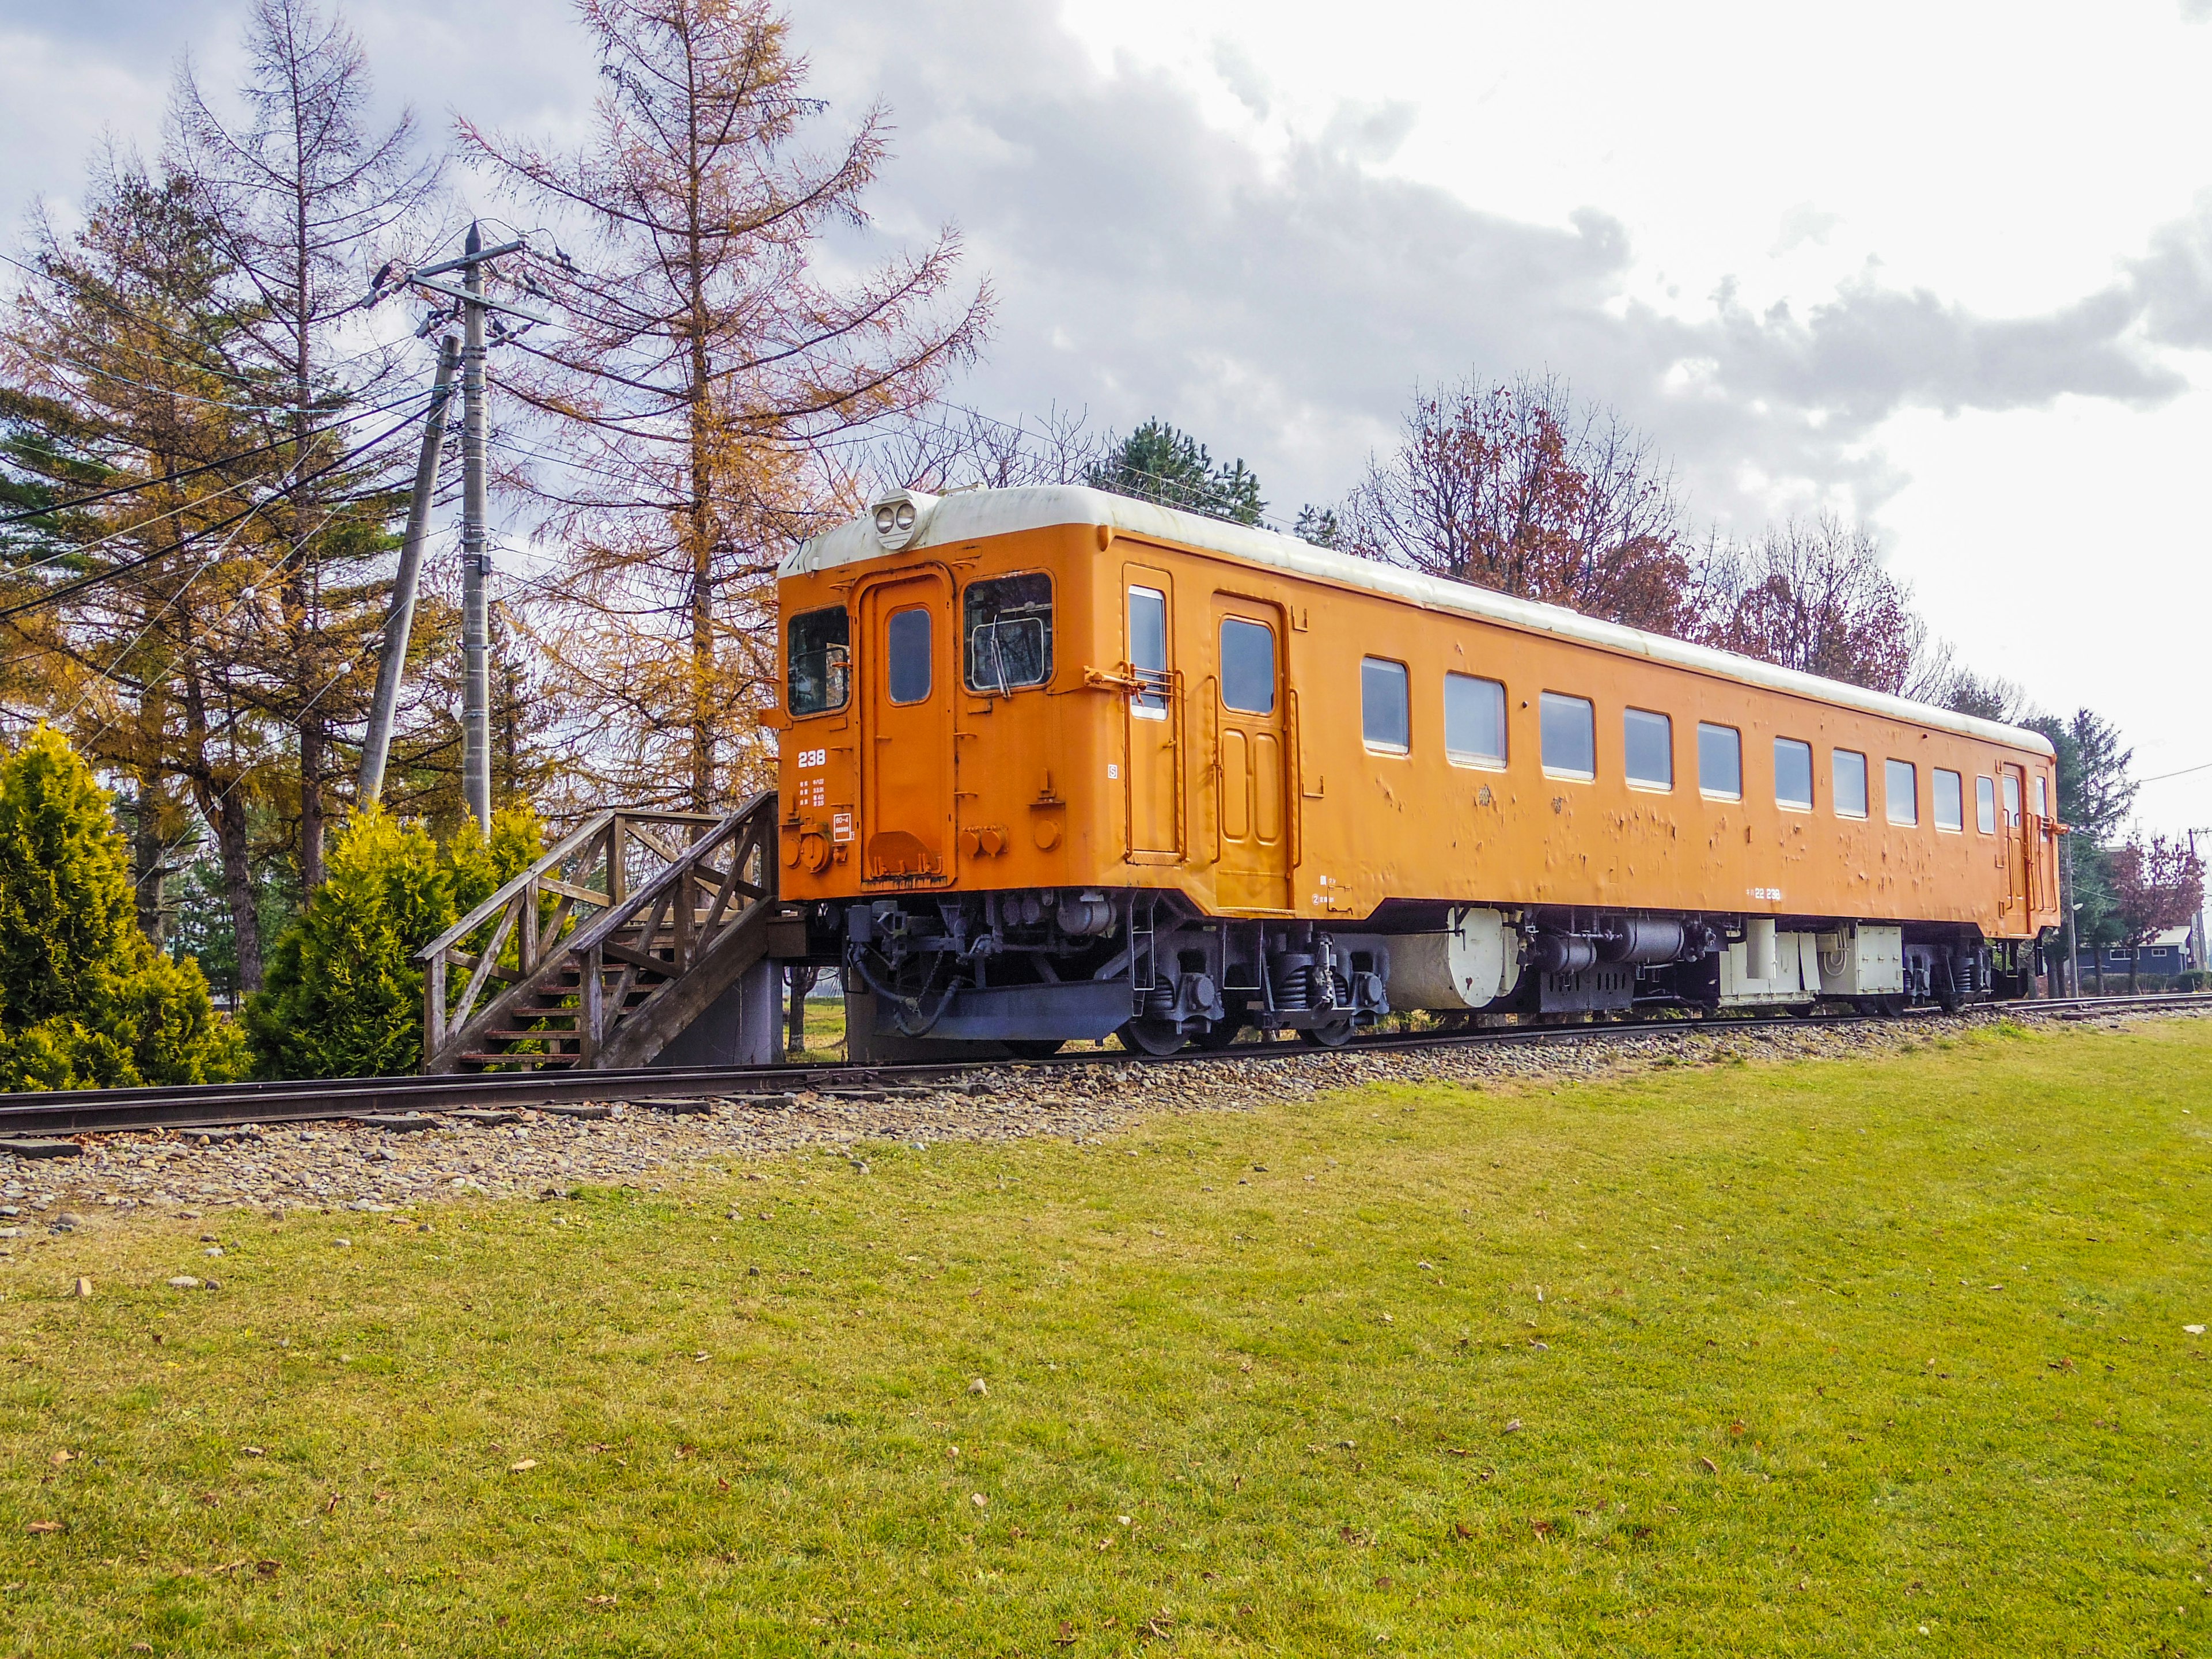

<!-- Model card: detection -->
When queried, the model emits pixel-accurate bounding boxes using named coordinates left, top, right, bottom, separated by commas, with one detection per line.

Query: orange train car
left=770, top=486, right=2062, bottom=1054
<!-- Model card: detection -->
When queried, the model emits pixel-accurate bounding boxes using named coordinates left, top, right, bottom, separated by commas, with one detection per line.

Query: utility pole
left=359, top=334, right=460, bottom=805
left=459, top=223, right=493, bottom=831
left=2190, top=827, right=2210, bottom=974
left=367, top=224, right=541, bottom=831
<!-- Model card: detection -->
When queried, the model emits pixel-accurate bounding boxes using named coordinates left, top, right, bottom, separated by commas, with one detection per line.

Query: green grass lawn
left=3, top=1018, right=2210, bottom=1656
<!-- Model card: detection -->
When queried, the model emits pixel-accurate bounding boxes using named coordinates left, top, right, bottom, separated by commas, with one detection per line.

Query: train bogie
left=773, top=487, right=2061, bottom=1054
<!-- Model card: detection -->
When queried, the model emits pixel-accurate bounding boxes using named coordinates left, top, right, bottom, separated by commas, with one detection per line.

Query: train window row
left=1358, top=654, right=2034, bottom=834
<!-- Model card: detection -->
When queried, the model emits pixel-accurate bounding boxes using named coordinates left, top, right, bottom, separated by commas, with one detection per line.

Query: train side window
left=1128, top=586, right=1169, bottom=719
left=1976, top=775, right=1997, bottom=834
left=2002, top=772, right=2021, bottom=826
left=787, top=606, right=850, bottom=717
left=887, top=608, right=932, bottom=704
left=1444, top=674, right=1506, bottom=768
left=1934, top=768, right=1964, bottom=831
left=1540, top=692, right=1595, bottom=779
left=1834, top=749, right=1868, bottom=819
left=1886, top=759, right=1918, bottom=825
left=1219, top=617, right=1275, bottom=714
left=1774, top=738, right=1813, bottom=810
left=1624, top=709, right=1672, bottom=789
left=964, top=572, right=1052, bottom=694
left=1698, top=722, right=1742, bottom=800
left=1361, top=658, right=1410, bottom=753
left=2034, top=776, right=2049, bottom=817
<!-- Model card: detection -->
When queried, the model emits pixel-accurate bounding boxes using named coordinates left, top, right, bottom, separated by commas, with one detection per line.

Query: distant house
left=2077, top=926, right=2192, bottom=979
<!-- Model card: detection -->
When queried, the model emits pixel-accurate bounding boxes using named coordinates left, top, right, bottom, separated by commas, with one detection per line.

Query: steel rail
left=1, top=992, right=2205, bottom=1141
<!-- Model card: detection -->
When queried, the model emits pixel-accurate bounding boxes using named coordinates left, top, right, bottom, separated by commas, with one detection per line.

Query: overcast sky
left=7, top=0, right=2212, bottom=837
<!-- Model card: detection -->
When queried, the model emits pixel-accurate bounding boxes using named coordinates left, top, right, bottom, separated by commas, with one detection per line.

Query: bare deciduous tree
left=169, top=0, right=441, bottom=890
left=1694, top=516, right=1920, bottom=694
left=1343, top=373, right=1693, bottom=634
left=461, top=0, right=991, bottom=810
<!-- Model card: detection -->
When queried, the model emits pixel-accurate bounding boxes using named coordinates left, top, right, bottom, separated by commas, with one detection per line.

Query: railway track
left=1, top=991, right=2205, bottom=1144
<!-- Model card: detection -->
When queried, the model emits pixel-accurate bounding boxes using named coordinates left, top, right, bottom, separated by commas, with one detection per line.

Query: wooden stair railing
left=415, top=795, right=778, bottom=1073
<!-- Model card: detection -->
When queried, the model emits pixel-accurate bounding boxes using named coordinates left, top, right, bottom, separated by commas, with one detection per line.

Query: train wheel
left=1297, top=1018, right=1355, bottom=1049
left=1001, top=1039, right=1065, bottom=1060
left=1192, top=1017, right=1245, bottom=1052
left=1117, top=1019, right=1188, bottom=1056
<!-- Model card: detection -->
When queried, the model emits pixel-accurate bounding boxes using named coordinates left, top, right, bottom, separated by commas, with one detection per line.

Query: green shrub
left=245, top=804, right=544, bottom=1080
left=2173, top=968, right=2212, bottom=993
left=0, top=726, right=245, bottom=1090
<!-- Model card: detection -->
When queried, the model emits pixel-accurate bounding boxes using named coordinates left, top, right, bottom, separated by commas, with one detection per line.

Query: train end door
left=859, top=571, right=954, bottom=882
left=1999, top=764, right=2031, bottom=928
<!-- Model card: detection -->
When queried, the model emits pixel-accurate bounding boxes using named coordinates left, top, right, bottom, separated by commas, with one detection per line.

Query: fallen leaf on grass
left=1501, top=1419, right=1522, bottom=1434
left=48, top=1450, right=71, bottom=1467
left=1529, top=1519, right=1555, bottom=1537
left=1454, top=1522, right=1476, bottom=1540
left=1729, top=1421, right=1746, bottom=1437
left=1142, top=1615, right=1174, bottom=1639
left=2186, top=1324, right=2206, bottom=1336
left=321, top=1492, right=340, bottom=1515
left=1698, top=1456, right=1718, bottom=1474
left=585, top=1594, right=616, bottom=1608
left=971, top=1493, right=988, bottom=1508
left=1052, top=1622, right=1077, bottom=1647
left=25, top=1521, right=63, bottom=1535
left=509, top=1460, right=538, bottom=1473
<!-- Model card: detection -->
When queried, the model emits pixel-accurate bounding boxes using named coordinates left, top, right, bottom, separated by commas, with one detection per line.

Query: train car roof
left=787, top=485, right=2056, bottom=758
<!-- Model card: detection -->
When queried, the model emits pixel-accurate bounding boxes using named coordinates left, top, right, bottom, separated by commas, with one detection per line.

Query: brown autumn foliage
left=459, top=0, right=991, bottom=813
left=2110, top=834, right=2205, bottom=948
left=1693, top=516, right=1920, bottom=695
left=1343, top=374, right=1694, bottom=635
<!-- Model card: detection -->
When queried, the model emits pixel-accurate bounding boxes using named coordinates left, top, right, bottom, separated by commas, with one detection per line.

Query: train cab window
left=1834, top=749, right=1868, bottom=819
left=787, top=606, right=850, bottom=717
left=1540, top=693, right=1596, bottom=779
left=1128, top=586, right=1169, bottom=718
left=1219, top=617, right=1275, bottom=714
left=1976, top=775, right=1998, bottom=834
left=1775, top=738, right=1814, bottom=810
left=1623, top=709, right=1672, bottom=788
left=2034, top=776, right=2049, bottom=817
left=1886, top=759, right=1918, bottom=825
left=887, top=607, right=932, bottom=704
left=1698, top=722, right=1742, bottom=800
left=1444, top=674, right=1507, bottom=768
left=1934, top=768, right=1964, bottom=832
left=2002, top=772, right=2021, bottom=827
left=1361, top=658, right=1410, bottom=753
left=964, top=573, right=1052, bottom=694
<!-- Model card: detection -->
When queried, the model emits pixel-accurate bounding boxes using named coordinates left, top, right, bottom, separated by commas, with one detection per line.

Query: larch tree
left=1344, top=375, right=1692, bottom=634
left=168, top=0, right=442, bottom=892
left=460, top=0, right=990, bottom=811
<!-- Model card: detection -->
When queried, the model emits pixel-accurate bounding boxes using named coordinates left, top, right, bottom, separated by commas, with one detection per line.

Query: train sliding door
left=1211, top=597, right=1290, bottom=911
left=859, top=572, right=953, bottom=881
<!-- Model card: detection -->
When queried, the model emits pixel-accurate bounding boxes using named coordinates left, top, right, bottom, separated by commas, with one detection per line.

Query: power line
left=2137, top=760, right=2212, bottom=786
left=0, top=396, right=438, bottom=622
left=0, top=381, right=437, bottom=529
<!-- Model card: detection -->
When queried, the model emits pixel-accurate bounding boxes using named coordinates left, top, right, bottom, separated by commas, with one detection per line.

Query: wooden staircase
left=415, top=796, right=778, bottom=1073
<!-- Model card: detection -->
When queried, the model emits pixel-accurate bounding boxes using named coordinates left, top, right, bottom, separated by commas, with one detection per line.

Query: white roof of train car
left=786, top=485, right=2056, bottom=759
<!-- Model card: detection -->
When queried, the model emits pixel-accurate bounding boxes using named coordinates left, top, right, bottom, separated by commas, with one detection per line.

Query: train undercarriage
left=798, top=888, right=2044, bottom=1058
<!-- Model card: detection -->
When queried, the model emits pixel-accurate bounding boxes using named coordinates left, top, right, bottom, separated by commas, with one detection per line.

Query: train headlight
left=868, top=489, right=938, bottom=551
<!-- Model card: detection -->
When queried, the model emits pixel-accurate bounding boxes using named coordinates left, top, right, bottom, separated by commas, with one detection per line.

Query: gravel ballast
left=0, top=1006, right=2192, bottom=1255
